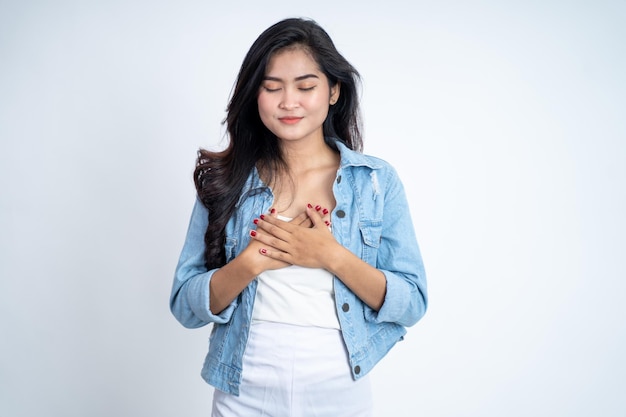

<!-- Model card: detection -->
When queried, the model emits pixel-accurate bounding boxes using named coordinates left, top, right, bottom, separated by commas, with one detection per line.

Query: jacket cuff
left=187, top=270, right=237, bottom=324
left=364, top=271, right=412, bottom=324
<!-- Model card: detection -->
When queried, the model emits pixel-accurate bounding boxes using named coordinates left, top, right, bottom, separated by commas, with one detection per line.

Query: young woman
left=170, top=17, right=427, bottom=417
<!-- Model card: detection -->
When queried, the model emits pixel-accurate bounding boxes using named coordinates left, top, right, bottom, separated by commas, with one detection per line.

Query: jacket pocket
left=359, top=220, right=382, bottom=265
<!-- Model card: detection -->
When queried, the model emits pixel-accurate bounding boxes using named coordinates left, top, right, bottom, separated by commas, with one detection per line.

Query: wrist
left=237, top=249, right=263, bottom=277
left=324, top=242, right=350, bottom=276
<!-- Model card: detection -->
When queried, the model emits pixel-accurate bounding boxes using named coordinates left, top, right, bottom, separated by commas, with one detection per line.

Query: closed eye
left=262, top=86, right=281, bottom=92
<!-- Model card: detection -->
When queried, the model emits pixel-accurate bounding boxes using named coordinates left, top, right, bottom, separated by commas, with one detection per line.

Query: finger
left=255, top=215, right=294, bottom=242
left=306, top=203, right=327, bottom=228
left=259, top=247, right=291, bottom=262
left=250, top=228, right=289, bottom=253
left=318, top=206, right=332, bottom=228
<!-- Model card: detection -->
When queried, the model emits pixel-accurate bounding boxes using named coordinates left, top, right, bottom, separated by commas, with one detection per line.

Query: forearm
left=326, top=244, right=387, bottom=311
left=209, top=253, right=258, bottom=315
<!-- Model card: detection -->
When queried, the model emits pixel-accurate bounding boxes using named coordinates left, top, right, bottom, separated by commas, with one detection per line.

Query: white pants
left=212, top=322, right=373, bottom=417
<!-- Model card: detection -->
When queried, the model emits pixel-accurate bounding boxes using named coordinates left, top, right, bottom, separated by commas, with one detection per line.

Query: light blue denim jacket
left=170, top=139, right=427, bottom=395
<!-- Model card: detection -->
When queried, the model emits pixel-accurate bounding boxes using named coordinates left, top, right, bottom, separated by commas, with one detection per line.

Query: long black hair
left=194, top=17, right=362, bottom=270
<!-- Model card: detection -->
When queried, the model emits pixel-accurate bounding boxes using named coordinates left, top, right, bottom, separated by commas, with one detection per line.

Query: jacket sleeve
left=365, top=167, right=428, bottom=327
left=169, top=198, right=237, bottom=328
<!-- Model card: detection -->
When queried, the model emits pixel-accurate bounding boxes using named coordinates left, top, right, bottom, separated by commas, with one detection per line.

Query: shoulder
left=333, top=140, right=404, bottom=198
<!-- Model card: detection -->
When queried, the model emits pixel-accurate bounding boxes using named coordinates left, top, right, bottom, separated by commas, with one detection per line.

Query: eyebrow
left=263, top=74, right=320, bottom=82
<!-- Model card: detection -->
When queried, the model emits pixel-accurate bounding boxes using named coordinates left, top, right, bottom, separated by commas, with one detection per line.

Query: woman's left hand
left=251, top=204, right=339, bottom=269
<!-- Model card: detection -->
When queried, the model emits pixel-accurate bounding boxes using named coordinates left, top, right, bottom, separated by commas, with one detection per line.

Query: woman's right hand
left=242, top=210, right=311, bottom=273
left=244, top=208, right=328, bottom=274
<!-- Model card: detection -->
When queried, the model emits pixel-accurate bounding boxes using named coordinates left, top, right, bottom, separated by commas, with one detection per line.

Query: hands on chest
left=248, top=203, right=338, bottom=271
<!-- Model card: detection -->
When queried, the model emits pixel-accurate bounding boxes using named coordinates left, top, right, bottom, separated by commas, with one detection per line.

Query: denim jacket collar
left=333, top=138, right=384, bottom=170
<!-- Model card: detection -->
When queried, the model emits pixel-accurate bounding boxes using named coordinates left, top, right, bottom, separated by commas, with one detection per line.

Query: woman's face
left=257, top=47, right=340, bottom=145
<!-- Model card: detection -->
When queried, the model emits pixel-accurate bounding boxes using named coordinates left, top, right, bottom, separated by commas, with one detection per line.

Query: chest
left=270, top=168, right=338, bottom=218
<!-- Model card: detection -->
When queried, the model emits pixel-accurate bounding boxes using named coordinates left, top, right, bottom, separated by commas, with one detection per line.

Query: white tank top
left=251, top=216, right=341, bottom=329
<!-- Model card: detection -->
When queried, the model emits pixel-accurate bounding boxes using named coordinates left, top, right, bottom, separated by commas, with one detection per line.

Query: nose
left=279, top=88, right=299, bottom=110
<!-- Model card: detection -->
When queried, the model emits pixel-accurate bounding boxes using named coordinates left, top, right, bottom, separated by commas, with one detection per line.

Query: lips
left=278, top=116, right=303, bottom=125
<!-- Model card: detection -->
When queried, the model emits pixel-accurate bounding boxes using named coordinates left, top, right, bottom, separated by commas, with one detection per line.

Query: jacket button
left=337, top=175, right=342, bottom=184
left=354, top=365, right=361, bottom=374
left=342, top=303, right=350, bottom=312
left=336, top=210, right=345, bottom=218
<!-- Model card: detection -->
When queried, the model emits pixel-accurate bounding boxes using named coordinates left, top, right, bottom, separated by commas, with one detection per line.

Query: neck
left=280, top=137, right=338, bottom=173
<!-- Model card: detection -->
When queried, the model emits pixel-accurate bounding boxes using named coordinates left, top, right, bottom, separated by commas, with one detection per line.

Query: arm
left=321, top=236, right=388, bottom=311
left=170, top=199, right=233, bottom=328
left=252, top=169, right=427, bottom=326
left=368, top=168, right=427, bottom=327
left=209, top=210, right=326, bottom=314
left=170, top=200, right=325, bottom=324
left=207, top=239, right=282, bottom=315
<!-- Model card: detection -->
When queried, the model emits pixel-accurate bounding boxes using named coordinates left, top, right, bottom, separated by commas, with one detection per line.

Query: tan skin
left=209, top=48, right=386, bottom=315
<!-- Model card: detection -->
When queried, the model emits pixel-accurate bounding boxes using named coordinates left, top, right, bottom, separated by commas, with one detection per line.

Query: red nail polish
left=260, top=248, right=267, bottom=254
left=325, top=220, right=330, bottom=226
left=315, top=205, right=321, bottom=211
left=250, top=230, right=257, bottom=237
left=307, top=203, right=313, bottom=208
left=270, top=208, right=276, bottom=214
left=260, top=214, right=265, bottom=220
left=322, top=208, right=328, bottom=215
left=253, top=218, right=259, bottom=225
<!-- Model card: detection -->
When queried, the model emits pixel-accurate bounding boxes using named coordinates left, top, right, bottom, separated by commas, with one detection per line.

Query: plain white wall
left=1, top=1, right=624, bottom=416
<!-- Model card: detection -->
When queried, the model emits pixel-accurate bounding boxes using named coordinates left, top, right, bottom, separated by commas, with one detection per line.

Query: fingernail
left=322, top=208, right=328, bottom=215
left=260, top=214, right=265, bottom=220
left=260, top=248, right=267, bottom=254
left=253, top=218, right=259, bottom=225
left=307, top=203, right=313, bottom=209
left=324, top=220, right=331, bottom=226
left=315, top=205, right=321, bottom=211
left=250, top=230, right=257, bottom=237
left=270, top=208, right=276, bottom=214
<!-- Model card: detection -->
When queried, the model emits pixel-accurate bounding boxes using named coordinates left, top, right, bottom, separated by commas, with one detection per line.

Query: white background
left=1, top=1, right=624, bottom=416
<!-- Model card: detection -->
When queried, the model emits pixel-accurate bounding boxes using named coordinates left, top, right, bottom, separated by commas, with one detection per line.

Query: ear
left=329, top=82, right=341, bottom=105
